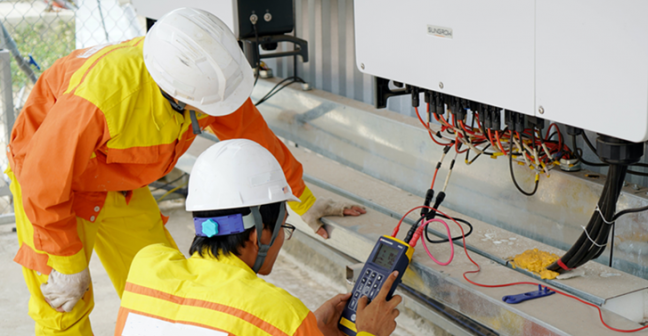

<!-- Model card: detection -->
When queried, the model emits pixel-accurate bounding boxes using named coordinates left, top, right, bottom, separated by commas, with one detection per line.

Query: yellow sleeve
left=288, top=185, right=317, bottom=216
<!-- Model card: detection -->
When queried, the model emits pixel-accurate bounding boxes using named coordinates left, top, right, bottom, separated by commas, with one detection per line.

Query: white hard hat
left=143, top=8, right=254, bottom=117
left=186, top=139, right=300, bottom=211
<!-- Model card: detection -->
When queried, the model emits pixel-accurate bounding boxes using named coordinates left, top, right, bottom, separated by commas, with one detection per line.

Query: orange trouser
left=9, top=169, right=178, bottom=336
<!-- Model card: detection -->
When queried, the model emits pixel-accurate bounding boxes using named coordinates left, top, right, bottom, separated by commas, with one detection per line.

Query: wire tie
left=595, top=205, right=615, bottom=225
left=581, top=225, right=607, bottom=247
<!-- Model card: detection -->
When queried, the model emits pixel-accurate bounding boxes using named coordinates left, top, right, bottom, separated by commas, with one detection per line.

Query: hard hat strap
left=159, top=88, right=186, bottom=113
left=189, top=110, right=202, bottom=135
left=251, top=204, right=286, bottom=273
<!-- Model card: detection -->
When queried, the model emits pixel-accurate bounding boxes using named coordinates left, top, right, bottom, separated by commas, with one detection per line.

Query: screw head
left=439, top=82, right=444, bottom=89
left=360, top=63, right=365, bottom=70
left=250, top=14, right=258, bottom=24
left=538, top=106, right=545, bottom=114
left=264, top=13, right=272, bottom=22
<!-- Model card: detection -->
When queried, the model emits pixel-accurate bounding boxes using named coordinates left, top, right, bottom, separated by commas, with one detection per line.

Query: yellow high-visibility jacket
left=116, top=244, right=324, bottom=335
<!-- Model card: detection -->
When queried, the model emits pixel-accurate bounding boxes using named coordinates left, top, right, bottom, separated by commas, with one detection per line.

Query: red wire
left=494, top=131, right=508, bottom=155
left=487, top=129, right=497, bottom=151
left=458, top=120, right=476, bottom=136
left=515, top=131, right=535, bottom=163
left=454, top=134, right=469, bottom=154
left=474, top=112, right=483, bottom=130
left=430, top=168, right=440, bottom=190
left=414, top=107, right=453, bottom=146
left=392, top=204, right=648, bottom=333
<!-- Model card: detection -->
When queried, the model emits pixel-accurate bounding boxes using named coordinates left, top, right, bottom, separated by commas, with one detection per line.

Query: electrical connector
left=514, top=113, right=525, bottom=133
left=447, top=96, right=457, bottom=116
left=420, top=189, right=434, bottom=219
left=434, top=92, right=445, bottom=118
left=427, top=191, right=446, bottom=220
left=505, top=110, right=515, bottom=131
left=566, top=126, right=583, bottom=136
left=527, top=116, right=545, bottom=131
left=483, top=105, right=492, bottom=129
left=410, top=86, right=420, bottom=108
left=489, top=106, right=501, bottom=131
left=456, top=98, right=467, bottom=121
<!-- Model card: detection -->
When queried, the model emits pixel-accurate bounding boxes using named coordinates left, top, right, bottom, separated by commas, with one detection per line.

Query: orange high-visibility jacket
left=115, top=244, right=324, bottom=336
left=8, top=37, right=315, bottom=275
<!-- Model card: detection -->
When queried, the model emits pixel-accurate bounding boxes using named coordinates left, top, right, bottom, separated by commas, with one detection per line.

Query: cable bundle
left=414, top=96, right=574, bottom=196
left=547, top=164, right=627, bottom=273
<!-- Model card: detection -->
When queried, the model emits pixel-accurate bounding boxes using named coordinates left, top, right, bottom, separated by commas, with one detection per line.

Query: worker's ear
left=248, top=228, right=260, bottom=249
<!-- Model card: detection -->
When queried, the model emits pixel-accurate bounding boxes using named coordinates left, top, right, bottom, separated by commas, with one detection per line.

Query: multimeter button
left=354, top=292, right=359, bottom=298
left=371, top=273, right=376, bottom=278
left=373, top=284, right=378, bottom=289
left=367, top=280, right=372, bottom=285
left=361, top=278, right=367, bottom=283
left=351, top=314, right=356, bottom=322
left=365, top=270, right=371, bottom=275
left=377, top=275, right=383, bottom=281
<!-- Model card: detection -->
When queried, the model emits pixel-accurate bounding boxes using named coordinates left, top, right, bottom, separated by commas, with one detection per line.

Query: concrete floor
left=0, top=199, right=435, bottom=335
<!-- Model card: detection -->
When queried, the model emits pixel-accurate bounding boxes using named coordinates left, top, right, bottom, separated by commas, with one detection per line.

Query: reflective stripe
left=123, top=282, right=289, bottom=336
left=123, top=312, right=228, bottom=336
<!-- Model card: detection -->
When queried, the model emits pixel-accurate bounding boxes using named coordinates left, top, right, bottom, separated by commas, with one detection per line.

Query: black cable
left=582, top=132, right=598, bottom=156
left=536, top=129, right=552, bottom=165
left=509, top=132, right=539, bottom=196
left=465, top=143, right=492, bottom=165
left=150, top=173, right=187, bottom=193
left=571, top=135, right=607, bottom=167
left=547, top=164, right=627, bottom=272
left=626, top=169, right=648, bottom=177
left=576, top=164, right=626, bottom=266
left=255, top=76, right=304, bottom=106
left=612, top=204, right=648, bottom=221
left=255, top=77, right=303, bottom=106
left=423, top=213, right=474, bottom=244
left=609, top=222, right=615, bottom=267
left=574, top=134, right=648, bottom=176
left=252, top=23, right=260, bottom=87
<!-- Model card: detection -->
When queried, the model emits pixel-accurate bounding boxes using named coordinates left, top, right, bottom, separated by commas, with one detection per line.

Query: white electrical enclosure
left=354, top=0, right=648, bottom=143
left=131, top=0, right=236, bottom=33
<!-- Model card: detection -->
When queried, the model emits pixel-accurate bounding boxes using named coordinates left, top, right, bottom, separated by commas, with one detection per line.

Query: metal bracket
left=374, top=77, right=410, bottom=109
left=241, top=34, right=309, bottom=68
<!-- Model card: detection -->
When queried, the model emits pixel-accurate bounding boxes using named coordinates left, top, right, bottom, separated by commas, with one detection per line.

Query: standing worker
left=8, top=8, right=365, bottom=335
left=115, top=139, right=400, bottom=336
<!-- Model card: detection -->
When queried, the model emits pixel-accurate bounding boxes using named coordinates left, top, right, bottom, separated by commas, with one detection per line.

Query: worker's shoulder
left=129, top=244, right=185, bottom=275
left=71, top=37, right=153, bottom=111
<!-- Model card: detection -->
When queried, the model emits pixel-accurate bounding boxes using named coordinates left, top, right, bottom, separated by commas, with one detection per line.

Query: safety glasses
left=281, top=223, right=296, bottom=240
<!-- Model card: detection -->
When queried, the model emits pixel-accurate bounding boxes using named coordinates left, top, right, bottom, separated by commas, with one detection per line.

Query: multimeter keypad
left=350, top=268, right=383, bottom=312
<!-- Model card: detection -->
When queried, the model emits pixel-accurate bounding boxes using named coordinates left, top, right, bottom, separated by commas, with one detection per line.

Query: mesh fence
left=0, top=0, right=145, bottom=216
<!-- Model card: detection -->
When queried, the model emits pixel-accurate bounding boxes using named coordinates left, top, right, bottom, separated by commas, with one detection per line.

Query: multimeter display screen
left=372, top=244, right=399, bottom=269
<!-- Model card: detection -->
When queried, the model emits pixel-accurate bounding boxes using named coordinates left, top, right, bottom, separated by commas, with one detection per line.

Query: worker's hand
left=356, top=271, right=401, bottom=336
left=302, top=198, right=367, bottom=239
left=314, top=293, right=351, bottom=336
left=41, top=268, right=91, bottom=313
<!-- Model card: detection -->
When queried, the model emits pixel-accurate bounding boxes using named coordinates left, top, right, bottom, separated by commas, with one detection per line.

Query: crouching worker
left=114, top=139, right=400, bottom=336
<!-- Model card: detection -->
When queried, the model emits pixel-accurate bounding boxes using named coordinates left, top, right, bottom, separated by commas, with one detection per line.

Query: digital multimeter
left=338, top=235, right=414, bottom=336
